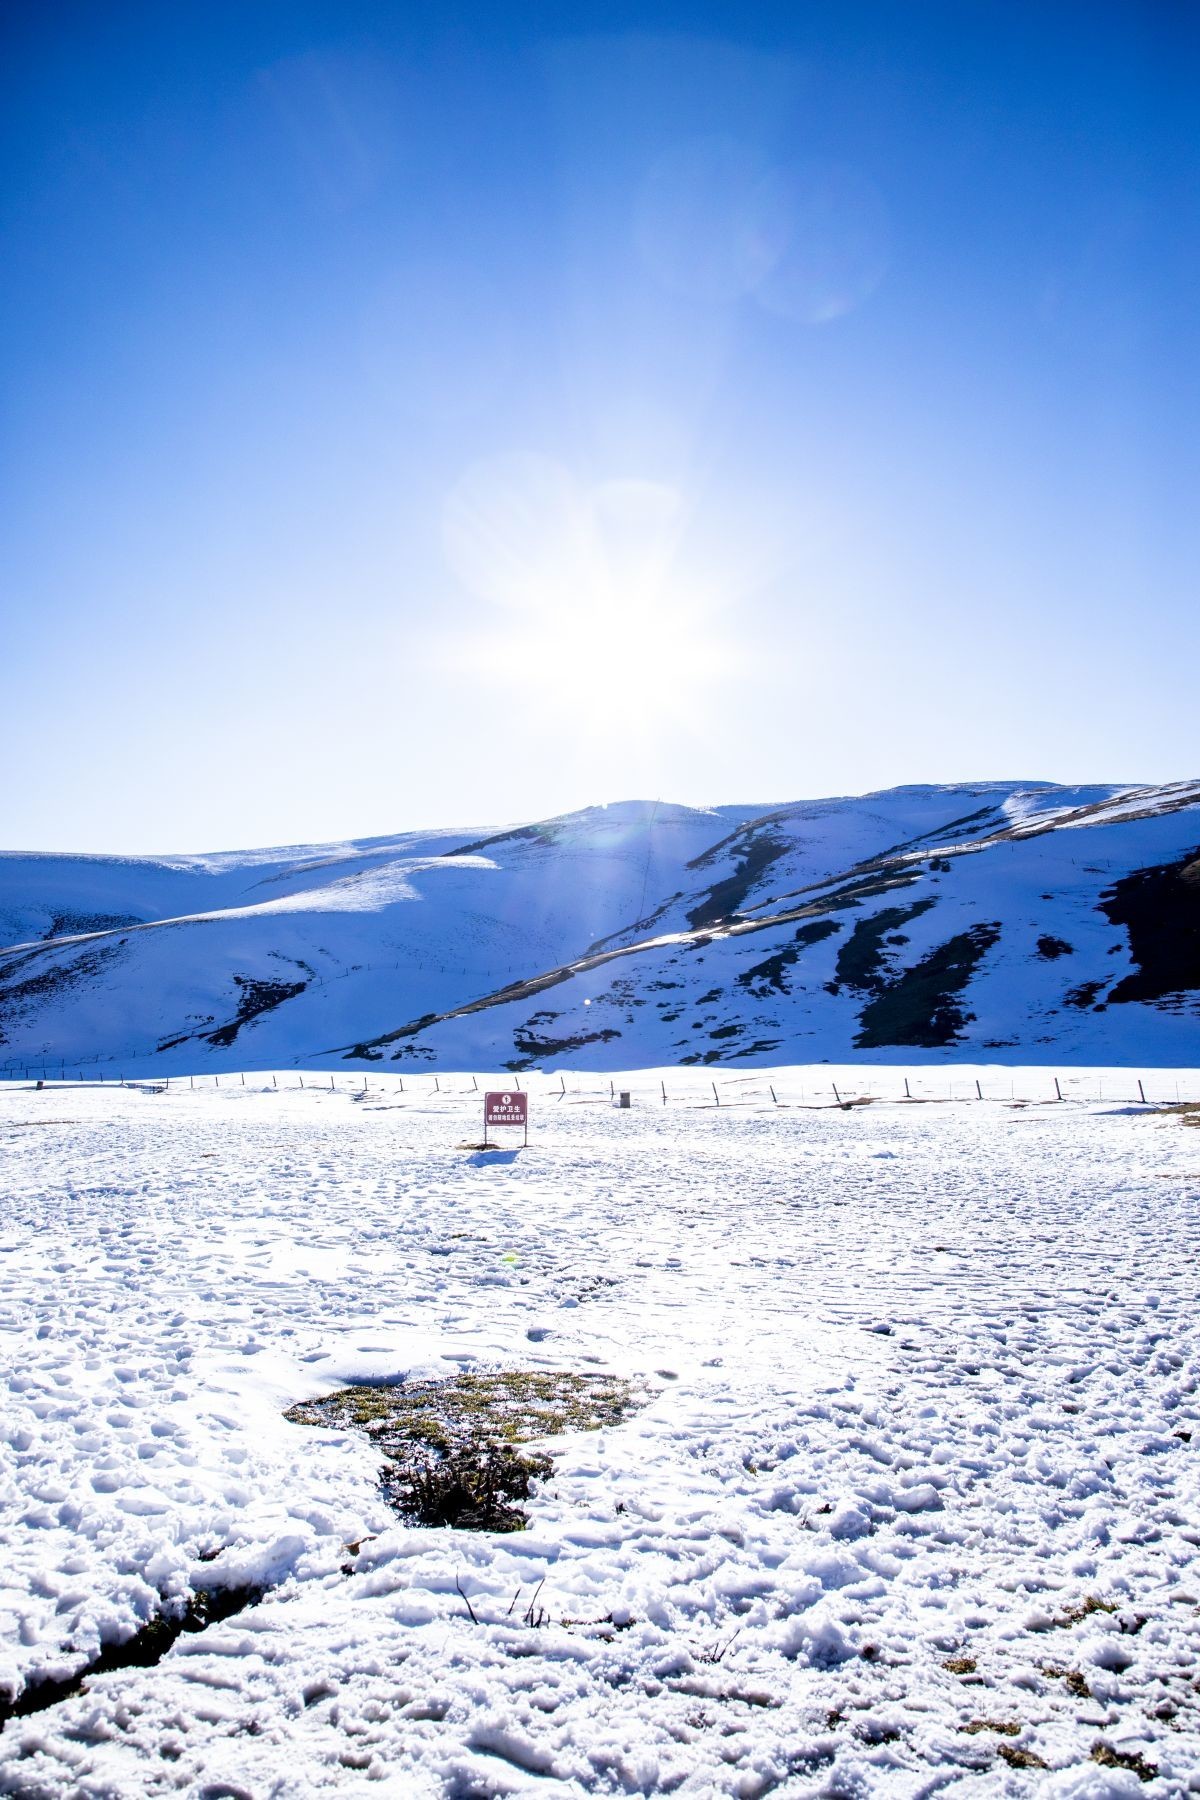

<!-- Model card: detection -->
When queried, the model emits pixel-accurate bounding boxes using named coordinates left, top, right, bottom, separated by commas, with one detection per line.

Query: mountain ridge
left=2, top=779, right=1197, bottom=1073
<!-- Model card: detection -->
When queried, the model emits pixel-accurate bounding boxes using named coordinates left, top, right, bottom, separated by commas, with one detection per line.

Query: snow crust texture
left=2, top=1071, right=1199, bottom=1795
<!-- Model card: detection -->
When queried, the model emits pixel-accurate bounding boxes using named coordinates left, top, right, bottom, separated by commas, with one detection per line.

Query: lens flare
left=753, top=160, right=891, bottom=324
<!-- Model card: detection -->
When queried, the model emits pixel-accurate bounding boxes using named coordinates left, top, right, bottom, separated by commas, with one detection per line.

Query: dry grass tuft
left=1091, top=1742, right=1158, bottom=1782
left=287, top=1369, right=644, bottom=1531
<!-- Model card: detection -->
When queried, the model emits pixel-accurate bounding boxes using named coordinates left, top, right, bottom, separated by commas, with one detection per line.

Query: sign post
left=484, top=1089, right=528, bottom=1147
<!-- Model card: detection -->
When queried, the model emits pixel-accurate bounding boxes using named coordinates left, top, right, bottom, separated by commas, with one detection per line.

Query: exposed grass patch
left=685, top=826, right=791, bottom=931
left=158, top=967, right=310, bottom=1053
left=46, top=910, right=142, bottom=939
left=1040, top=1663, right=1092, bottom=1697
left=1091, top=1742, right=1158, bottom=1782
left=998, top=1745, right=1049, bottom=1771
left=0, top=940, right=124, bottom=1039
left=287, top=1369, right=644, bottom=1532
left=1053, top=1595, right=1117, bottom=1627
left=828, top=901, right=936, bottom=997
left=0, top=1581, right=264, bottom=1730
left=736, top=918, right=842, bottom=997
left=1063, top=978, right=1106, bottom=1011
left=403, top=1443, right=553, bottom=1532
left=509, top=1024, right=621, bottom=1068
left=1147, top=1102, right=1200, bottom=1128
left=854, top=922, right=1002, bottom=1049
left=1101, top=847, right=1200, bottom=1006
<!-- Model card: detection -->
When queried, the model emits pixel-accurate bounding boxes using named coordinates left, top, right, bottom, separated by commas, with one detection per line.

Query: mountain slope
left=1, top=782, right=1197, bottom=1073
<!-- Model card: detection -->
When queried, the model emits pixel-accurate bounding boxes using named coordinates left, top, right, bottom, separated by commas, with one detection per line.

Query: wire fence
left=1, top=1066, right=1197, bottom=1108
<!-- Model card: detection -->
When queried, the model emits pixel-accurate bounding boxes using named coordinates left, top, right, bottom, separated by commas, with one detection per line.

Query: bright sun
left=441, top=453, right=732, bottom=739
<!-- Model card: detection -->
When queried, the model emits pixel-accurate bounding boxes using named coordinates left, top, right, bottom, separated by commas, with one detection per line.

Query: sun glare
left=441, top=454, right=735, bottom=739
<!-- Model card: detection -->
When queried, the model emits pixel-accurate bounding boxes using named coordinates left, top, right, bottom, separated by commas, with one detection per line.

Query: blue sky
left=3, top=0, right=1195, bottom=852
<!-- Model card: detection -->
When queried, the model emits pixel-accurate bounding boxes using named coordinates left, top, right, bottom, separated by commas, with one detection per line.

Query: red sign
left=485, top=1090, right=528, bottom=1127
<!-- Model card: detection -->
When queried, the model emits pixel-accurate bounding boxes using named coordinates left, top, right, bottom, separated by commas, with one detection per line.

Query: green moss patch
left=286, top=1369, right=644, bottom=1532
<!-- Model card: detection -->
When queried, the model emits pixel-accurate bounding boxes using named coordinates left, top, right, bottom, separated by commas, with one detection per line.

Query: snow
left=3, top=780, right=1198, bottom=1081
left=2, top=1067, right=1199, bottom=1794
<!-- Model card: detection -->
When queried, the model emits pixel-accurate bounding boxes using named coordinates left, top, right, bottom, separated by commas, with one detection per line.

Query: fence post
left=662, top=1080, right=667, bottom=1106
left=904, top=1077, right=910, bottom=1099
left=330, top=1075, right=335, bottom=1092
left=832, top=1082, right=841, bottom=1106
left=1054, top=1077, right=1062, bottom=1101
left=770, top=1085, right=777, bottom=1105
left=1138, top=1079, right=1146, bottom=1103
left=712, top=1081, right=720, bottom=1106
left=976, top=1079, right=982, bottom=1100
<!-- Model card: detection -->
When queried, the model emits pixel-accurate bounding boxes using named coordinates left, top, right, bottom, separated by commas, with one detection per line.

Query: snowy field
left=2, top=1068, right=1199, bottom=1798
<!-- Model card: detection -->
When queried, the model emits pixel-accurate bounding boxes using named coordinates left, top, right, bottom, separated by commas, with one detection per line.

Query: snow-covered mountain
left=2, top=780, right=1197, bottom=1074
